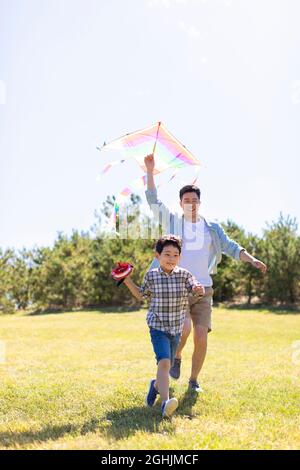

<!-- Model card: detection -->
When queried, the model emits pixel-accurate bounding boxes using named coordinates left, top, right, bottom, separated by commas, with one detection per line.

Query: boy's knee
left=158, top=358, right=171, bottom=370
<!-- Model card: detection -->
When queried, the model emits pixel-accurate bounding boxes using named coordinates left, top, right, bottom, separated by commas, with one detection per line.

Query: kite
left=97, top=121, right=201, bottom=198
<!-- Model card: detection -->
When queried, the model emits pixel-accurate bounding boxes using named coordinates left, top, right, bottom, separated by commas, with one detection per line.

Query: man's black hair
left=179, top=185, right=201, bottom=201
left=155, top=235, right=182, bottom=255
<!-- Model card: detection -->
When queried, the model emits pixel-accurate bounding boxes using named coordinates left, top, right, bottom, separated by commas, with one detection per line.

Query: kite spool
left=111, top=262, right=134, bottom=286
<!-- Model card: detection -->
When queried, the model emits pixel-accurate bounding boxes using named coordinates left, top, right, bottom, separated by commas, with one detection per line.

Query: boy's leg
left=149, top=328, right=172, bottom=403
left=169, top=299, right=192, bottom=380
left=156, top=358, right=171, bottom=403
left=161, top=334, right=180, bottom=417
left=149, top=328, right=180, bottom=403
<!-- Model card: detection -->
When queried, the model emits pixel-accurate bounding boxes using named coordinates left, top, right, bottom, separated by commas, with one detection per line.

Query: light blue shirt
left=145, top=188, right=244, bottom=275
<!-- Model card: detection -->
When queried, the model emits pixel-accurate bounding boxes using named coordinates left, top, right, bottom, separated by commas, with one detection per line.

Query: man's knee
left=193, top=325, right=208, bottom=344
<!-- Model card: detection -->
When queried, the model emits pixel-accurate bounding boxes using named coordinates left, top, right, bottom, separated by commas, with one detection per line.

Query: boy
left=122, top=235, right=205, bottom=418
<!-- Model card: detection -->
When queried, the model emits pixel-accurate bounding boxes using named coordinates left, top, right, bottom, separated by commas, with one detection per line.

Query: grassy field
left=0, top=307, right=299, bottom=450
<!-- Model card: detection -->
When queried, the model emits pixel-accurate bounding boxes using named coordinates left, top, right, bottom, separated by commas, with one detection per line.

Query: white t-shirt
left=179, top=217, right=213, bottom=287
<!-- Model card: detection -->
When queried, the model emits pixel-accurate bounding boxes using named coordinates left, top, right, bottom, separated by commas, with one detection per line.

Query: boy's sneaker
left=169, top=358, right=181, bottom=380
left=145, top=379, right=159, bottom=407
left=161, top=398, right=178, bottom=418
left=188, top=379, right=204, bottom=393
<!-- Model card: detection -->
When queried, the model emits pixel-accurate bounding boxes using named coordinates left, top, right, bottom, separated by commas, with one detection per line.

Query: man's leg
left=188, top=287, right=213, bottom=388
left=190, top=324, right=208, bottom=382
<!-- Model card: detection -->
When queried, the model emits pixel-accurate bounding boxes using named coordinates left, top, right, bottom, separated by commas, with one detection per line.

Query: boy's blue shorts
left=149, top=327, right=181, bottom=365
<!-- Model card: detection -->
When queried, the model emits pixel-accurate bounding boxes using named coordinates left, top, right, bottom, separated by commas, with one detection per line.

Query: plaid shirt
left=139, top=265, right=199, bottom=336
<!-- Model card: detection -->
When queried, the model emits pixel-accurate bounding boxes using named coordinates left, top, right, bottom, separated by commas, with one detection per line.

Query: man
left=144, top=153, right=267, bottom=393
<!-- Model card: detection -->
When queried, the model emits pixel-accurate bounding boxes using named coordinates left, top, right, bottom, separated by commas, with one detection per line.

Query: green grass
left=0, top=307, right=299, bottom=450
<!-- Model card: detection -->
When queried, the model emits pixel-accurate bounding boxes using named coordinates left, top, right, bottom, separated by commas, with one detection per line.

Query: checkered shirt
left=139, top=265, right=199, bottom=336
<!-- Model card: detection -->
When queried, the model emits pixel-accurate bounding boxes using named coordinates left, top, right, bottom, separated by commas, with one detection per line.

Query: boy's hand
left=192, top=285, right=205, bottom=297
left=144, top=154, right=155, bottom=173
left=111, top=262, right=134, bottom=282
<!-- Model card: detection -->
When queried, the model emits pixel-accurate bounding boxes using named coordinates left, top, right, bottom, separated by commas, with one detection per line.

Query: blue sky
left=1, top=0, right=299, bottom=251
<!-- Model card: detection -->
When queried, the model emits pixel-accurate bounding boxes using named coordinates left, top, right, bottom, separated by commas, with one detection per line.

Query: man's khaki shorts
left=186, top=287, right=214, bottom=332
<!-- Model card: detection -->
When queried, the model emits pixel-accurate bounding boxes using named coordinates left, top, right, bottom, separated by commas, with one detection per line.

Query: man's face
left=180, top=191, right=200, bottom=218
left=156, top=244, right=181, bottom=273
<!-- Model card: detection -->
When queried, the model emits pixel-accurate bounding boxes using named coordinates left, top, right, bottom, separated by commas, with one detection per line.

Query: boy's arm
left=123, top=276, right=143, bottom=301
left=123, top=272, right=152, bottom=301
left=185, top=272, right=205, bottom=296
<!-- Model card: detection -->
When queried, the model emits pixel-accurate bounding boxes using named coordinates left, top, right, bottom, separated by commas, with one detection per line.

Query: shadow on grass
left=177, top=389, right=199, bottom=419
left=0, top=409, right=162, bottom=448
left=225, top=303, right=300, bottom=315
left=0, top=410, right=158, bottom=448
left=102, top=389, right=199, bottom=441
left=0, top=418, right=103, bottom=449
left=0, top=423, right=77, bottom=448
left=0, top=392, right=200, bottom=448
left=103, top=406, right=164, bottom=440
left=26, top=305, right=142, bottom=317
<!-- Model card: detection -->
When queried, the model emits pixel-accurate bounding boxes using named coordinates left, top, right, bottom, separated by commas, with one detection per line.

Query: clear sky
left=1, top=0, right=299, bottom=251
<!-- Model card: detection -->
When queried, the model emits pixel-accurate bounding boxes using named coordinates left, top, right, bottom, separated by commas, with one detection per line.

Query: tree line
left=1, top=195, right=299, bottom=314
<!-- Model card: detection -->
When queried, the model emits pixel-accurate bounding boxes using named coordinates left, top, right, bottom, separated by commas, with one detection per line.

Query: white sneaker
left=161, top=398, right=178, bottom=418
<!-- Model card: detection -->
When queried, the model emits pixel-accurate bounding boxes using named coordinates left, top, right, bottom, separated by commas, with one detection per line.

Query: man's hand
left=192, top=284, right=205, bottom=297
left=251, top=258, right=267, bottom=273
left=240, top=250, right=267, bottom=273
left=144, top=154, right=155, bottom=173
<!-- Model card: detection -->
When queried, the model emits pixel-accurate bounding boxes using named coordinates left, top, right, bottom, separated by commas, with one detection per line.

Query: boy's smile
left=156, top=245, right=181, bottom=274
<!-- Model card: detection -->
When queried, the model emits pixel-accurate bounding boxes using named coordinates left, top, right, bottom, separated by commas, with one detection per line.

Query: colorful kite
left=97, top=121, right=201, bottom=198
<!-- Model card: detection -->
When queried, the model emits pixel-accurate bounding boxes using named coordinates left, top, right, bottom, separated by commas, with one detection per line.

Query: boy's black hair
left=179, top=185, right=201, bottom=201
left=155, top=235, right=182, bottom=255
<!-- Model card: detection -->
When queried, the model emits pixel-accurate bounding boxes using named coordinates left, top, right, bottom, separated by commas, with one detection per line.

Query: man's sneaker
left=188, top=379, right=204, bottom=393
left=169, top=358, right=181, bottom=380
left=145, top=379, right=159, bottom=407
left=161, top=398, right=178, bottom=418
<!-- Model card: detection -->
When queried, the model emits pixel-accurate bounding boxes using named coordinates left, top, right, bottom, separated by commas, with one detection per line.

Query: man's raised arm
left=145, top=154, right=155, bottom=191
left=143, top=153, right=173, bottom=226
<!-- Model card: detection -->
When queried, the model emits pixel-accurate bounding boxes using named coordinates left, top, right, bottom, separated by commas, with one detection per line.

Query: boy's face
left=156, top=244, right=181, bottom=273
left=180, top=191, right=200, bottom=218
